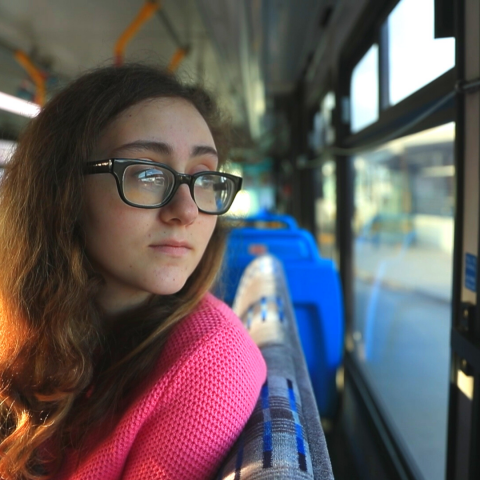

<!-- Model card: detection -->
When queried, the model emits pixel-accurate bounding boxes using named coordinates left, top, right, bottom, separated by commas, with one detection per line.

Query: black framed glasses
left=84, top=159, right=242, bottom=215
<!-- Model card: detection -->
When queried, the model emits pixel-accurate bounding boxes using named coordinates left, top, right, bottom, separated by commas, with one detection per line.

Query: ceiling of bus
left=0, top=0, right=337, bottom=152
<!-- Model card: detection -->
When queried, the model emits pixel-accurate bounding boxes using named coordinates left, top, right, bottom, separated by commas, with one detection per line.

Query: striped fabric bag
left=216, top=255, right=334, bottom=480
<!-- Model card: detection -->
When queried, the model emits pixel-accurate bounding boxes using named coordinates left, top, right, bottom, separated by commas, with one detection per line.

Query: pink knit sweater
left=53, top=293, right=266, bottom=480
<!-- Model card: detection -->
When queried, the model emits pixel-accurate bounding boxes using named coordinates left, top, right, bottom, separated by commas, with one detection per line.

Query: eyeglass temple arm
left=84, top=160, right=112, bottom=174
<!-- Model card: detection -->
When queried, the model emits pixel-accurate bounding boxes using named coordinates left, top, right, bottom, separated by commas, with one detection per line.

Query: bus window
left=352, top=122, right=454, bottom=480
left=315, top=159, right=337, bottom=262
left=387, top=0, right=455, bottom=106
left=350, top=44, right=379, bottom=133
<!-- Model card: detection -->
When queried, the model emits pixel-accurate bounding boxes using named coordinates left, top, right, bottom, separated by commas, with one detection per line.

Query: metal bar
left=342, top=69, right=455, bottom=149
left=446, top=0, right=467, bottom=477
left=167, top=47, right=189, bottom=72
left=379, top=21, right=390, bottom=111
left=470, top=374, right=480, bottom=479
left=456, top=78, right=480, bottom=94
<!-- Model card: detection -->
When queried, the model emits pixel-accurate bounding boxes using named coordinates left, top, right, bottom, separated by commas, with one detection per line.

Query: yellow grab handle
left=114, top=0, right=161, bottom=66
left=167, top=47, right=188, bottom=73
left=14, top=50, right=46, bottom=106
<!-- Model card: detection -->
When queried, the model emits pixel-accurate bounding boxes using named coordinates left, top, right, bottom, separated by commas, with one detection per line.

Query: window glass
left=315, top=159, right=337, bottom=262
left=388, top=0, right=455, bottom=105
left=310, top=111, right=324, bottom=154
left=321, top=92, right=336, bottom=146
left=228, top=159, right=274, bottom=217
left=351, top=45, right=379, bottom=133
left=310, top=92, right=336, bottom=153
left=0, top=140, right=16, bottom=184
left=0, top=140, right=16, bottom=165
left=352, top=123, right=454, bottom=480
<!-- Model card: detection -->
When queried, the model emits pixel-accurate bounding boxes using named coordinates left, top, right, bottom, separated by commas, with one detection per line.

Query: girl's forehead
left=95, top=98, right=215, bottom=158
left=120, top=97, right=198, bottom=120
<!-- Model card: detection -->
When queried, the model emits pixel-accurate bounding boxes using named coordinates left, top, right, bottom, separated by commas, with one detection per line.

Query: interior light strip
left=0, top=91, right=40, bottom=118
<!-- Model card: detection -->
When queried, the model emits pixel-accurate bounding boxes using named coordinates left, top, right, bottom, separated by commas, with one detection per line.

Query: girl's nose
left=158, top=184, right=198, bottom=225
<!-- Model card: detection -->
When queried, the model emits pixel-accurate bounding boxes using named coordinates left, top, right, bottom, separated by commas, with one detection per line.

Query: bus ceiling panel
left=197, top=0, right=332, bottom=96
left=261, top=0, right=329, bottom=95
left=304, top=0, right=371, bottom=108
left=0, top=48, right=27, bottom=97
left=0, top=0, right=332, bottom=143
left=0, top=0, right=210, bottom=75
left=196, top=0, right=333, bottom=141
left=195, top=0, right=244, bottom=80
left=0, top=0, right=252, bottom=135
left=196, top=0, right=269, bottom=141
left=0, top=1, right=227, bottom=86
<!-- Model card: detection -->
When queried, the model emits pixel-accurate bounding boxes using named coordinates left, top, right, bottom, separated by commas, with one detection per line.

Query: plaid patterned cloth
left=217, top=255, right=334, bottom=479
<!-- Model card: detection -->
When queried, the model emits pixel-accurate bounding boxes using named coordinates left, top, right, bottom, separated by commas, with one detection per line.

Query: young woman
left=0, top=64, right=266, bottom=480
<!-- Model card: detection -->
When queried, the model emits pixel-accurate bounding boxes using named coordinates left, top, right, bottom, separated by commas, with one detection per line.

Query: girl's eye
left=136, top=169, right=166, bottom=185
left=123, top=165, right=173, bottom=205
left=124, top=165, right=171, bottom=190
left=196, top=175, right=215, bottom=188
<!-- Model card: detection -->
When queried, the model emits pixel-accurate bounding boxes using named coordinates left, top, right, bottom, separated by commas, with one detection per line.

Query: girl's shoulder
left=162, top=292, right=248, bottom=358
left=118, top=294, right=266, bottom=479
left=135, top=292, right=266, bottom=421
left=133, top=292, right=264, bottom=388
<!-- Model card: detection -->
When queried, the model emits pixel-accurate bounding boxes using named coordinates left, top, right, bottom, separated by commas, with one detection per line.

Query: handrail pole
left=167, top=47, right=189, bottom=72
left=114, top=0, right=161, bottom=66
left=14, top=50, right=46, bottom=106
left=156, top=10, right=190, bottom=72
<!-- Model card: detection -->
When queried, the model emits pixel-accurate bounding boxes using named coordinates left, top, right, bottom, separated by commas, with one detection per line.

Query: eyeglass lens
left=122, top=164, right=234, bottom=212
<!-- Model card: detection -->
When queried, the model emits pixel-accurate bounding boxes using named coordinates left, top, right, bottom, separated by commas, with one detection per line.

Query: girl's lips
left=149, top=241, right=192, bottom=257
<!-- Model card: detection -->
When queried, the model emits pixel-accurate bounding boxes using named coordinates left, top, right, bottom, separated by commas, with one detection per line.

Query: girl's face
left=83, top=97, right=218, bottom=315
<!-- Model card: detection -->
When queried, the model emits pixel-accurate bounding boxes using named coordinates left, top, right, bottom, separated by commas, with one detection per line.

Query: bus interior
left=0, top=0, right=478, bottom=479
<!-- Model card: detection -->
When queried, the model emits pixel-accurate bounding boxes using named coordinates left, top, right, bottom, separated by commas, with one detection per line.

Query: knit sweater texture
left=53, top=293, right=266, bottom=480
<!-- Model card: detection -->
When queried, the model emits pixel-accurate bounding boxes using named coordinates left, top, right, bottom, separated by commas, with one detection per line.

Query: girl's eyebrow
left=110, top=141, right=172, bottom=157
left=110, top=141, right=218, bottom=158
left=191, top=145, right=218, bottom=158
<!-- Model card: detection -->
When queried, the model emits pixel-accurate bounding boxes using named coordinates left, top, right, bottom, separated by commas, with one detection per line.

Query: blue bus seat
left=221, top=212, right=344, bottom=418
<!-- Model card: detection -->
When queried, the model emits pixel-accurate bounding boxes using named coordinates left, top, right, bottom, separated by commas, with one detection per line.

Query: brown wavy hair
left=0, top=64, right=231, bottom=479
